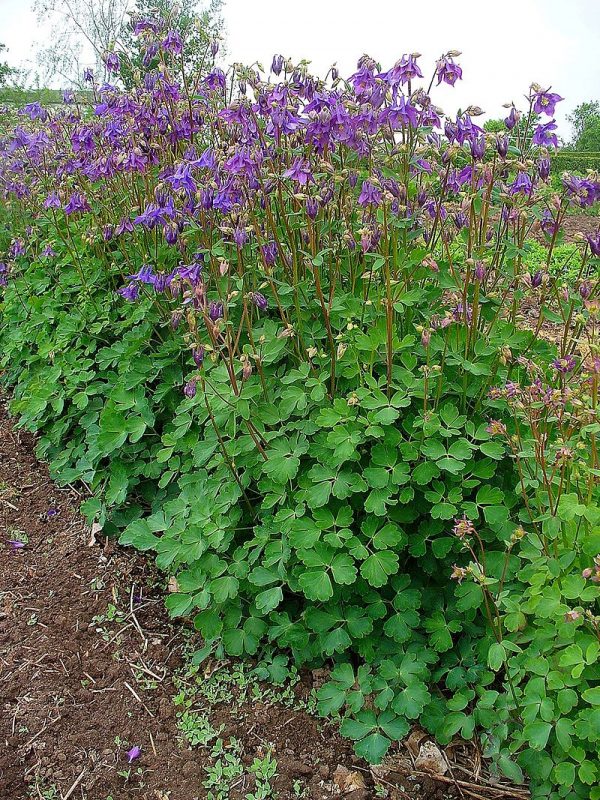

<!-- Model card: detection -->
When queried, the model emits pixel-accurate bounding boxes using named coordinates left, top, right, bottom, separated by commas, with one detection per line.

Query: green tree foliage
left=567, top=100, right=600, bottom=150
left=118, top=0, right=224, bottom=88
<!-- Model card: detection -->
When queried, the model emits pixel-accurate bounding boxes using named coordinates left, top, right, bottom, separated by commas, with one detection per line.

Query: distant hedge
left=551, top=150, right=600, bottom=173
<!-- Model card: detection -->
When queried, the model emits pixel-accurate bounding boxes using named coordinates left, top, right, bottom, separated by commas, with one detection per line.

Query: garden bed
left=1, top=400, right=533, bottom=800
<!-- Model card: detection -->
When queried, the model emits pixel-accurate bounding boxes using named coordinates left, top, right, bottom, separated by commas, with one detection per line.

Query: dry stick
left=61, top=767, right=87, bottom=800
left=124, top=681, right=155, bottom=719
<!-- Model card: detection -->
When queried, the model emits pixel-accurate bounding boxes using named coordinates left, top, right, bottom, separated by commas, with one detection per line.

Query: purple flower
left=537, top=157, right=551, bottom=180
left=126, top=745, right=141, bottom=763
left=44, top=192, right=61, bottom=209
left=250, top=292, right=268, bottom=311
left=283, top=157, right=314, bottom=186
left=533, top=90, right=563, bottom=116
left=587, top=233, right=600, bottom=257
left=128, top=265, right=155, bottom=284
left=192, top=346, right=205, bottom=367
left=64, top=193, right=90, bottom=215
left=261, top=242, right=277, bottom=266
left=118, top=282, right=139, bottom=302
left=208, top=301, right=224, bottom=321
left=83, top=68, right=95, bottom=83
left=531, top=271, right=543, bottom=289
left=386, top=54, right=423, bottom=85
left=358, top=180, right=383, bottom=207
left=20, top=102, right=48, bottom=122
left=105, top=52, right=121, bottom=74
left=183, top=379, right=197, bottom=399
left=496, top=135, right=508, bottom=158
left=8, top=539, right=25, bottom=550
left=509, top=172, right=533, bottom=196
left=162, top=31, right=183, bottom=55
left=562, top=175, right=598, bottom=208
left=504, top=107, right=520, bottom=131
left=271, top=54, right=284, bottom=76
left=470, top=135, right=486, bottom=160
left=436, top=57, right=463, bottom=86
left=532, top=119, right=558, bottom=148
left=552, top=355, right=577, bottom=374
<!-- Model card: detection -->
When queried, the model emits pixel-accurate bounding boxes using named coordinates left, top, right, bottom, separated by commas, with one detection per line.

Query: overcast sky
left=1, top=0, right=599, bottom=137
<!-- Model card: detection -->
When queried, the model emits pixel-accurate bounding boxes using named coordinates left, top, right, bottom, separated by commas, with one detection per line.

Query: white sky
left=1, top=0, right=599, bottom=137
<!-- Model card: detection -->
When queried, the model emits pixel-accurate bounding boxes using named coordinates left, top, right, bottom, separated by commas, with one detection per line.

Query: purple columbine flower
left=64, top=193, right=90, bottom=215
left=105, top=52, right=120, bottom=74
left=532, top=119, right=558, bottom=148
left=192, top=346, right=205, bottom=367
left=436, top=57, right=463, bottom=86
left=8, top=539, right=25, bottom=550
left=533, top=90, right=563, bottom=117
left=305, top=196, right=319, bottom=219
left=579, top=281, right=592, bottom=300
left=83, top=68, right=95, bottom=83
left=283, top=157, right=314, bottom=186
left=496, top=135, right=508, bottom=158
left=183, top=379, right=197, bottom=399
left=162, top=30, right=183, bottom=55
left=208, top=301, right=224, bottom=321
left=470, top=135, right=486, bottom=160
left=587, top=233, right=600, bottom=257
left=531, top=271, right=543, bottom=289
left=271, top=54, right=284, bottom=75
left=118, top=282, right=139, bottom=302
left=20, top=102, right=48, bottom=121
left=358, top=180, right=383, bottom=207
left=386, top=54, right=423, bottom=85
left=44, top=192, right=61, bottom=209
left=504, top=107, right=520, bottom=130
left=250, top=292, right=268, bottom=311
left=552, top=355, right=577, bottom=374
left=126, top=745, right=141, bottom=763
left=261, top=241, right=277, bottom=266
left=509, top=172, right=533, bottom=196
left=537, top=157, right=551, bottom=180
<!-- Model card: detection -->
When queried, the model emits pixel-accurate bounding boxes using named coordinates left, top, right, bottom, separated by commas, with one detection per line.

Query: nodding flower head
left=126, top=746, right=141, bottom=763
left=537, top=157, right=551, bottom=180
left=486, top=420, right=507, bottom=436
left=504, top=106, right=520, bottom=130
left=183, top=378, right=197, bottom=398
left=496, top=135, right=508, bottom=158
left=552, top=355, right=577, bottom=374
left=452, top=516, right=476, bottom=540
left=250, top=291, right=268, bottom=311
left=192, top=346, right=205, bottom=367
left=587, top=233, right=600, bottom=257
left=271, top=54, right=284, bottom=76
left=104, top=51, right=121, bottom=74
left=436, top=57, right=463, bottom=86
left=208, top=301, right=224, bottom=322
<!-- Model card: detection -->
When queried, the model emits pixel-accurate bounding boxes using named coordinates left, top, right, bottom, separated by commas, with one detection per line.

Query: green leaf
left=523, top=720, right=552, bottom=750
left=488, top=642, right=505, bottom=671
left=360, top=551, right=400, bottom=587
left=255, top=586, right=283, bottom=614
left=354, top=732, right=391, bottom=764
left=298, top=570, right=333, bottom=601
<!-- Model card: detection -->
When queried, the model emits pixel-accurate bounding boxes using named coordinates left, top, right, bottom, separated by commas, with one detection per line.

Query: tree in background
left=567, top=101, right=600, bottom=152
left=31, top=0, right=223, bottom=88
left=0, top=44, right=16, bottom=87
left=33, top=0, right=130, bottom=85
left=118, top=0, right=224, bottom=89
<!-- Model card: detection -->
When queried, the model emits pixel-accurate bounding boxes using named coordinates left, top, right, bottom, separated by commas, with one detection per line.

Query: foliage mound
left=1, top=25, right=599, bottom=798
